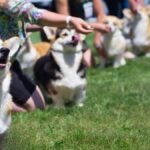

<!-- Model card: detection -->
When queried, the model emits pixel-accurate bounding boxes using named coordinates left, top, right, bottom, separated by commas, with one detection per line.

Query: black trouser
left=104, top=0, right=129, bottom=18
left=10, top=60, right=36, bottom=105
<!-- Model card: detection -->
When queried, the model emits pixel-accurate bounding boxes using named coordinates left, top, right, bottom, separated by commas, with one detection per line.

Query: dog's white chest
left=133, top=20, right=150, bottom=47
left=103, top=30, right=126, bottom=56
left=52, top=51, right=85, bottom=88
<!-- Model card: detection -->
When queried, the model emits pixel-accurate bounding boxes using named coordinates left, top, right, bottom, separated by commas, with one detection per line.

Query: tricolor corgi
left=34, top=28, right=86, bottom=107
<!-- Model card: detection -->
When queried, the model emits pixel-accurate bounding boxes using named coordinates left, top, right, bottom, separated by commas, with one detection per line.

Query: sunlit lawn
left=2, top=33, right=150, bottom=150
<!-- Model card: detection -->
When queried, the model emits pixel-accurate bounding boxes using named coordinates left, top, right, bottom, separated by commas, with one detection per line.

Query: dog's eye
left=61, top=33, right=68, bottom=37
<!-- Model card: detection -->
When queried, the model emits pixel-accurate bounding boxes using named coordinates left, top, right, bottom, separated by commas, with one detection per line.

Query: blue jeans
left=104, top=0, right=129, bottom=18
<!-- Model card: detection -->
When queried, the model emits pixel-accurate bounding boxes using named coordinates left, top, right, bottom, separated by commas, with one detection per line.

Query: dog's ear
left=43, top=26, right=57, bottom=42
left=3, top=37, right=21, bottom=58
left=123, top=9, right=134, bottom=20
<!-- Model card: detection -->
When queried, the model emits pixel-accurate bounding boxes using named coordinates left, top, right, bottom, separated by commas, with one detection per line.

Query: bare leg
left=12, top=86, right=46, bottom=112
left=23, top=86, right=46, bottom=112
left=11, top=102, right=27, bottom=112
left=83, top=48, right=95, bottom=67
left=95, top=47, right=108, bottom=68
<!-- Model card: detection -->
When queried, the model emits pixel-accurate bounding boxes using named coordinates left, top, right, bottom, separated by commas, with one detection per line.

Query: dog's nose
left=72, top=34, right=80, bottom=45
left=0, top=48, right=10, bottom=57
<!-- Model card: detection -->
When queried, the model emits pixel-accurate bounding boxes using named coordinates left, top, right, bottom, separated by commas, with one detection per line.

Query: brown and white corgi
left=123, top=6, right=150, bottom=57
left=34, top=28, right=86, bottom=107
left=17, top=27, right=56, bottom=78
left=101, top=16, right=126, bottom=68
left=0, top=37, right=21, bottom=135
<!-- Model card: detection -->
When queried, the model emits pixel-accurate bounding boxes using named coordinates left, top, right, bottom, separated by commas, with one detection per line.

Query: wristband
left=66, top=16, right=72, bottom=28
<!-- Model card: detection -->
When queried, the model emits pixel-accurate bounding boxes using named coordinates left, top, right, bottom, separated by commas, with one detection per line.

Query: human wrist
left=66, top=16, right=72, bottom=28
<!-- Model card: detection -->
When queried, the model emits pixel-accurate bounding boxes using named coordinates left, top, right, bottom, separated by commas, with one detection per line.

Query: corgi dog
left=17, top=27, right=56, bottom=78
left=34, top=28, right=86, bottom=107
left=123, top=6, right=150, bottom=57
left=16, top=34, right=41, bottom=78
left=0, top=37, right=21, bottom=135
left=101, top=16, right=126, bottom=68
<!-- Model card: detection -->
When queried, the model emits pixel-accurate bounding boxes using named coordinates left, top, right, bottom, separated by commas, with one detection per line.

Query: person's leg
left=83, top=48, right=95, bottom=67
left=10, top=60, right=46, bottom=112
left=11, top=102, right=27, bottom=112
left=95, top=46, right=108, bottom=67
left=82, top=40, right=95, bottom=67
left=23, top=86, right=45, bottom=112
left=93, top=32, right=108, bottom=67
left=11, top=85, right=45, bottom=112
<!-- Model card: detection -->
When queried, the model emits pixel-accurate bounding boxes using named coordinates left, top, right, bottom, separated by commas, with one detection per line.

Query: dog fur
left=34, top=28, right=86, bottom=107
left=101, top=16, right=126, bottom=68
left=0, top=37, right=21, bottom=135
left=17, top=27, right=56, bottom=78
left=123, top=6, right=150, bottom=57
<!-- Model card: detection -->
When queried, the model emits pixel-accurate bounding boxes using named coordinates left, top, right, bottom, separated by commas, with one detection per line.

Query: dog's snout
left=0, top=48, right=10, bottom=56
left=72, top=34, right=80, bottom=45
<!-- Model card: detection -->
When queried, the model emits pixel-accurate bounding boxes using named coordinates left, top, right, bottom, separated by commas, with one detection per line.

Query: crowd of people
left=0, top=0, right=149, bottom=114
left=31, top=0, right=149, bottom=66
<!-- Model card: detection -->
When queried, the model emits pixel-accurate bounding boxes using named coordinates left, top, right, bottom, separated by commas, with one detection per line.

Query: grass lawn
left=2, top=33, right=150, bottom=150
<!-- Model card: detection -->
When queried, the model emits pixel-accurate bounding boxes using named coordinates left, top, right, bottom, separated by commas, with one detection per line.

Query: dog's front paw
left=145, top=52, right=150, bottom=58
left=113, top=58, right=126, bottom=68
left=77, top=103, right=84, bottom=107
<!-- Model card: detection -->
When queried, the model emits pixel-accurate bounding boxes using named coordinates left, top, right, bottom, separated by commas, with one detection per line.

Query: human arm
left=129, top=0, right=143, bottom=13
left=0, top=0, right=93, bottom=34
left=53, top=0, right=110, bottom=34
left=89, top=22, right=110, bottom=33
left=92, top=0, right=108, bottom=47
left=93, top=0, right=105, bottom=22
left=39, top=10, right=93, bottom=34
left=54, top=0, right=69, bottom=15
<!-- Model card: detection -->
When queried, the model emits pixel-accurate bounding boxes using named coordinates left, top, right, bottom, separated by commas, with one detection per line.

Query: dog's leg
left=75, top=87, right=86, bottom=107
left=113, top=54, right=126, bottom=68
left=51, top=94, right=65, bottom=108
left=145, top=50, right=150, bottom=57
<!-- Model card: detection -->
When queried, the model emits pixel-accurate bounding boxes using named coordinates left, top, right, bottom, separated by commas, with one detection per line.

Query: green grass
left=2, top=33, right=150, bottom=150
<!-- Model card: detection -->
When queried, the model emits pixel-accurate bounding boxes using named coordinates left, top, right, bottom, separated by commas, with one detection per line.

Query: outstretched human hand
left=90, top=22, right=111, bottom=34
left=70, top=17, right=94, bottom=34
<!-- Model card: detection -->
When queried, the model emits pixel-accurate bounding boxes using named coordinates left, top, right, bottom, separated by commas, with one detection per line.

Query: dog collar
left=51, top=49, right=82, bottom=53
